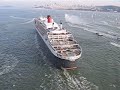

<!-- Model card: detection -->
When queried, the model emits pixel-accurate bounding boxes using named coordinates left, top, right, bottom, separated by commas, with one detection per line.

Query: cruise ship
left=34, top=15, right=82, bottom=69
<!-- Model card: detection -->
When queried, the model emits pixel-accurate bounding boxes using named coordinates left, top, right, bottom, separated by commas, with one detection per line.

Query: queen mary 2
left=34, top=15, right=82, bottom=70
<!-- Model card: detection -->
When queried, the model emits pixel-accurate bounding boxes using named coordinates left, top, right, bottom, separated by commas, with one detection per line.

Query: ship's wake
left=9, top=15, right=34, bottom=24
left=65, top=14, right=120, bottom=40
left=41, top=68, right=99, bottom=90
left=110, top=42, right=120, bottom=48
left=20, top=18, right=35, bottom=24
left=9, top=16, right=27, bottom=20
left=0, top=54, right=19, bottom=75
left=61, top=69, right=99, bottom=90
left=52, top=68, right=98, bottom=90
left=65, top=14, right=87, bottom=25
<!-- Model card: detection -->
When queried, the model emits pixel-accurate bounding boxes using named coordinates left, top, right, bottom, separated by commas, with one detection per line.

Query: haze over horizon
left=0, top=0, right=120, bottom=7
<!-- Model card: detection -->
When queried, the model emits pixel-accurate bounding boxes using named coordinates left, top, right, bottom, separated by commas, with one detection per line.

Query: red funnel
left=47, top=15, right=52, bottom=23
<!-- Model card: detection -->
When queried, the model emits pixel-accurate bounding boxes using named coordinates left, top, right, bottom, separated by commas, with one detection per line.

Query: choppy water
left=0, top=7, right=120, bottom=90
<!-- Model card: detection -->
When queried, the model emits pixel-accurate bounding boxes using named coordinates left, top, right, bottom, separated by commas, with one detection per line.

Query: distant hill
left=34, top=4, right=120, bottom=13
left=97, top=5, right=120, bottom=12
left=0, top=5, right=13, bottom=7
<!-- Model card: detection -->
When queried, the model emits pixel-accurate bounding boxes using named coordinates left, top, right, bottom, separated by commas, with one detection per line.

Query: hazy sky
left=0, top=0, right=120, bottom=7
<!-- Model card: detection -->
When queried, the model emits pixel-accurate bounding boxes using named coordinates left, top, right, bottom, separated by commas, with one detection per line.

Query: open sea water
left=0, top=7, right=120, bottom=90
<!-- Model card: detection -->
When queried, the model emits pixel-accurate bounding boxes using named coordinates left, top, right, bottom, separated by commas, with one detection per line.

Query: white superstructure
left=34, top=15, right=82, bottom=61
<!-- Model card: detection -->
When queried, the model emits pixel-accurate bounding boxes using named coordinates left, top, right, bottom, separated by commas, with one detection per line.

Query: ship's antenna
left=52, top=22, right=54, bottom=29
left=60, top=20, right=62, bottom=29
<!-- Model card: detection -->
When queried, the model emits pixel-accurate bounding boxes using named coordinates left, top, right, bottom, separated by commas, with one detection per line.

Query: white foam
left=65, top=14, right=118, bottom=39
left=65, top=14, right=120, bottom=40
left=101, top=21, right=109, bottom=25
left=0, top=54, right=19, bottom=75
left=65, top=14, right=87, bottom=25
left=68, top=21, right=119, bottom=40
left=62, top=69, right=98, bottom=90
left=9, top=16, right=26, bottom=20
left=110, top=84, right=116, bottom=88
left=20, top=18, right=34, bottom=24
left=110, top=42, right=120, bottom=48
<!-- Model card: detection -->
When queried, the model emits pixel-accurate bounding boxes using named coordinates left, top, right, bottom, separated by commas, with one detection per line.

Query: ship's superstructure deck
left=47, top=30, right=81, bottom=60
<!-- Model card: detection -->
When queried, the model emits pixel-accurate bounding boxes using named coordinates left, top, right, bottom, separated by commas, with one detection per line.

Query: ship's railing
left=47, top=32, right=71, bottom=35
left=48, top=36, right=74, bottom=41
left=51, top=40, right=77, bottom=46
left=54, top=45, right=81, bottom=56
left=56, top=49, right=81, bottom=59
left=52, top=44, right=79, bottom=48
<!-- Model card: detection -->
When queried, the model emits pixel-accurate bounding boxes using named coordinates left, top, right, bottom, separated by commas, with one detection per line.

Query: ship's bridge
left=40, top=16, right=59, bottom=29
left=45, top=22, right=59, bottom=29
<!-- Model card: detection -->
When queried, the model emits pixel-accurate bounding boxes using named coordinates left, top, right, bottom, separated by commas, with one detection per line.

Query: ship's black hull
left=36, top=32, right=77, bottom=70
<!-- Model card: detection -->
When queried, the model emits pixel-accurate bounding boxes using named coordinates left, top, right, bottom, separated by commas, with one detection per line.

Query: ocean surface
left=0, top=7, right=120, bottom=90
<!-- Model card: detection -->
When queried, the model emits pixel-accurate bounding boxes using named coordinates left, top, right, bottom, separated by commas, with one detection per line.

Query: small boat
left=95, top=33, right=103, bottom=36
